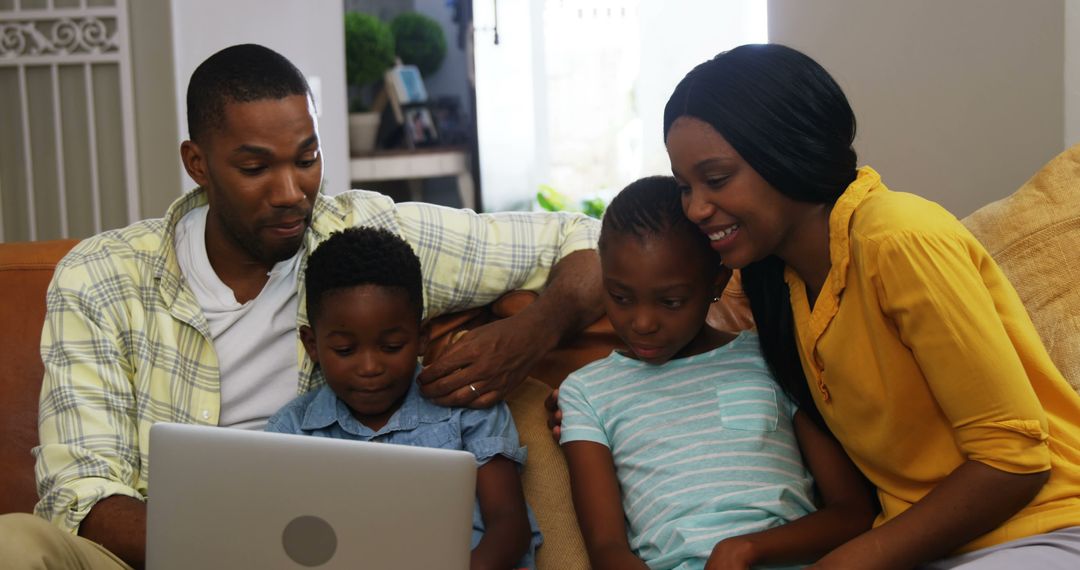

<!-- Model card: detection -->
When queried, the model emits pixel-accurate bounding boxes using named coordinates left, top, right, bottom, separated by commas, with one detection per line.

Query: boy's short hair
left=305, top=227, right=424, bottom=324
left=600, top=175, right=714, bottom=257
left=187, top=43, right=312, bottom=143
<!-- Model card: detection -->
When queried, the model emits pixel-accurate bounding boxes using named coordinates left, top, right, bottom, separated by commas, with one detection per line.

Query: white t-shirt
left=175, top=205, right=301, bottom=430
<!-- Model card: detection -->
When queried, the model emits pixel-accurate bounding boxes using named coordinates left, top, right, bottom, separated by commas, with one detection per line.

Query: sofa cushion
left=707, top=268, right=755, bottom=334
left=962, top=143, right=1080, bottom=392
left=506, top=378, right=589, bottom=569
left=0, top=239, right=80, bottom=515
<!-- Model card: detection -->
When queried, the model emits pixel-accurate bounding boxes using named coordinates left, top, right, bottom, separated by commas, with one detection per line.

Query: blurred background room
left=0, top=0, right=1077, bottom=242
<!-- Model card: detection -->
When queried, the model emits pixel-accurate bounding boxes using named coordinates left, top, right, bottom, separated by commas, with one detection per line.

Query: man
left=0, top=44, right=601, bottom=568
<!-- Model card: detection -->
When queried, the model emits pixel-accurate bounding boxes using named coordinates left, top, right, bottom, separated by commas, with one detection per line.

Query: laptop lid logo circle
left=282, top=515, right=338, bottom=566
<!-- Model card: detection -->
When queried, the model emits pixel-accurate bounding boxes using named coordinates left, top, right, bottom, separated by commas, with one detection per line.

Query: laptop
left=146, top=422, right=476, bottom=569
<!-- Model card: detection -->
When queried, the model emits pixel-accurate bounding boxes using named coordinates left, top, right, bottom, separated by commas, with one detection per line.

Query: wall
left=414, top=0, right=471, bottom=109
left=129, top=0, right=182, bottom=218
left=1068, top=0, right=1080, bottom=148
left=769, top=0, right=1065, bottom=217
left=343, top=0, right=403, bottom=20
left=169, top=0, right=349, bottom=195
left=411, top=0, right=475, bottom=207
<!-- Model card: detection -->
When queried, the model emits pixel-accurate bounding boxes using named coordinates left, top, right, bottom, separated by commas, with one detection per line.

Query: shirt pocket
left=716, top=381, right=780, bottom=431
left=400, top=422, right=458, bottom=450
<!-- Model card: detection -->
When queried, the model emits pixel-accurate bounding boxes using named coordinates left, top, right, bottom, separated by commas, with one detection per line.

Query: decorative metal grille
left=0, top=0, right=138, bottom=242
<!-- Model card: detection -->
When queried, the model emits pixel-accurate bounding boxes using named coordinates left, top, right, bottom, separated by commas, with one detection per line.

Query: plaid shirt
left=34, top=188, right=599, bottom=532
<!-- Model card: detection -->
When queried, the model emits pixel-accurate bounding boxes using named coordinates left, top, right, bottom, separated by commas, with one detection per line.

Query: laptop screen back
left=147, top=423, right=475, bottom=569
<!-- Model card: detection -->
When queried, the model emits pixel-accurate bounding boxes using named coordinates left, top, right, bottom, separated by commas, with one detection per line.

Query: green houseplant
left=390, top=12, right=447, bottom=78
left=537, top=185, right=607, bottom=219
left=344, top=12, right=395, bottom=154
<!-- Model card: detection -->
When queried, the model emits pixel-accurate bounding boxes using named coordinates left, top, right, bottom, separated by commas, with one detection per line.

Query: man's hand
left=418, top=249, right=602, bottom=408
left=418, top=312, right=557, bottom=407
left=79, top=495, right=147, bottom=569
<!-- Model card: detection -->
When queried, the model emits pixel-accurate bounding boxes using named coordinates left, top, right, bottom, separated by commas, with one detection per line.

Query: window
left=474, top=0, right=767, bottom=211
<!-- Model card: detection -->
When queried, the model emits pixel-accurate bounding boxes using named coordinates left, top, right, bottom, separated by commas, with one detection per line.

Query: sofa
left=0, top=229, right=753, bottom=568
left=1, top=143, right=1077, bottom=568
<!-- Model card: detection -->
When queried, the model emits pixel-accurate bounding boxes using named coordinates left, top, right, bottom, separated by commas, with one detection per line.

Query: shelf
left=349, top=148, right=475, bottom=210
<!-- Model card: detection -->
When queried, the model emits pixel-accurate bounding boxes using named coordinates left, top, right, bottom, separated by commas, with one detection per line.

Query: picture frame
left=384, top=63, right=429, bottom=128
left=386, top=63, right=428, bottom=105
left=402, top=105, right=439, bottom=148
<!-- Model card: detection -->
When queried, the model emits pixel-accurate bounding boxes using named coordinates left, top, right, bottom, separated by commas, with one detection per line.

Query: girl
left=664, top=44, right=1080, bottom=568
left=558, top=177, right=875, bottom=570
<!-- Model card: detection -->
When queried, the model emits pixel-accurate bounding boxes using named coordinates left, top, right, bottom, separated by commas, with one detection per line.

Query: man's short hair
left=186, top=43, right=312, bottom=143
left=305, top=227, right=425, bottom=325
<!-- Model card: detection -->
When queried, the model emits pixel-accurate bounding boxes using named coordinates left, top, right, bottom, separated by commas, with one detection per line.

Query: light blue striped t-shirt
left=559, top=332, right=815, bottom=570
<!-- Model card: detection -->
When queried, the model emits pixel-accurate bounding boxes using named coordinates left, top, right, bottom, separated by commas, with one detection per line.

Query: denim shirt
left=266, top=365, right=542, bottom=568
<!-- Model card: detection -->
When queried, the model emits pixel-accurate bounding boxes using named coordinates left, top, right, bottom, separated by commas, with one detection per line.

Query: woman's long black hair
left=663, top=44, right=859, bottom=426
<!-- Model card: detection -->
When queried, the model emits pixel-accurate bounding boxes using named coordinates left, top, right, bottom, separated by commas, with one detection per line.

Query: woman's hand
left=545, top=388, right=562, bottom=440
left=705, top=537, right=757, bottom=570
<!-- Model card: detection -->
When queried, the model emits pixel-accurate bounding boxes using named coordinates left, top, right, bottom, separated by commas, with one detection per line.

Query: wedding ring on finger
left=469, top=384, right=477, bottom=393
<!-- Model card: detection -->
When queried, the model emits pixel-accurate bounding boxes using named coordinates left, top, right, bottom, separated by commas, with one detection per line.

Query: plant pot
left=348, top=112, right=380, bottom=155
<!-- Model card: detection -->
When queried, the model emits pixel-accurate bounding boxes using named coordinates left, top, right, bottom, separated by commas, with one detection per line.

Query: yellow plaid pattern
left=34, top=188, right=599, bottom=532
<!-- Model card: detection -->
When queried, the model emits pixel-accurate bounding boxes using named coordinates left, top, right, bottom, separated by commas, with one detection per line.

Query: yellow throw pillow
left=962, top=144, right=1080, bottom=393
left=506, top=378, right=589, bottom=570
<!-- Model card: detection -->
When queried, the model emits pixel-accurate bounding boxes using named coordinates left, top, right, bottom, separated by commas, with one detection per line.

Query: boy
left=266, top=227, right=541, bottom=569
left=558, top=177, right=875, bottom=569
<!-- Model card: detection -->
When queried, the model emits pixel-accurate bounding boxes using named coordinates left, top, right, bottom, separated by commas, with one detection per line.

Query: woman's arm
left=815, top=462, right=1047, bottom=569
left=706, top=411, right=878, bottom=569
left=471, top=456, right=532, bottom=570
left=814, top=230, right=1055, bottom=568
left=563, top=441, right=650, bottom=570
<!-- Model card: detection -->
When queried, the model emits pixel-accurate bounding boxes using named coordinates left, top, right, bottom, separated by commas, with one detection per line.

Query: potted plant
left=344, top=12, right=395, bottom=154
left=536, top=185, right=607, bottom=219
left=389, top=12, right=447, bottom=79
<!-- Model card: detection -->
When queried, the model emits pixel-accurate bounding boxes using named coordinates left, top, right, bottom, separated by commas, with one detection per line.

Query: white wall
left=1067, top=0, right=1080, bottom=149
left=130, top=0, right=183, bottom=219
left=769, top=0, right=1065, bottom=217
left=169, top=0, right=350, bottom=194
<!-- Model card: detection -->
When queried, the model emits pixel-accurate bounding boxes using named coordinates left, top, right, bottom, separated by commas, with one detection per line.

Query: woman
left=663, top=44, right=1080, bottom=568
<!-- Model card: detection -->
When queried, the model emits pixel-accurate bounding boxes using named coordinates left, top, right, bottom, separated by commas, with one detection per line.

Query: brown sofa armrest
left=0, top=239, right=80, bottom=515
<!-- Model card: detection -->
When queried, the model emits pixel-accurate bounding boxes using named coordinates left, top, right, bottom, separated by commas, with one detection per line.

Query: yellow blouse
left=785, top=167, right=1080, bottom=553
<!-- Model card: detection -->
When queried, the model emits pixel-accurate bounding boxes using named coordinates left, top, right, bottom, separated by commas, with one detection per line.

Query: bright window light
left=475, top=0, right=768, bottom=211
